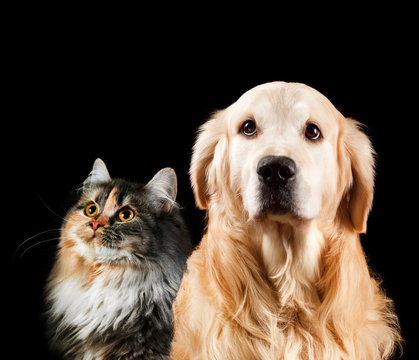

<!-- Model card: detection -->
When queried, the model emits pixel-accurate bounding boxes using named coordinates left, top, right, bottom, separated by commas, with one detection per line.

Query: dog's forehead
left=236, top=82, right=313, bottom=104
left=229, top=82, right=340, bottom=127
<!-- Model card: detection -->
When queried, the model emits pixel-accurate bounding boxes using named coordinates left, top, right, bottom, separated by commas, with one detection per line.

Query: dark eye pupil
left=305, top=124, right=321, bottom=140
left=242, top=120, right=257, bottom=135
left=88, top=205, right=96, bottom=215
left=118, top=208, right=134, bottom=222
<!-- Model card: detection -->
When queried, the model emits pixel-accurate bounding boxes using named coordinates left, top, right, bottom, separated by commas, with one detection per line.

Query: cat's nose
left=90, top=219, right=104, bottom=232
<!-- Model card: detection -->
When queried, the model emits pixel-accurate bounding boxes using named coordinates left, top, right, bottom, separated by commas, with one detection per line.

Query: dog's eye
left=305, top=123, right=322, bottom=141
left=241, top=120, right=257, bottom=136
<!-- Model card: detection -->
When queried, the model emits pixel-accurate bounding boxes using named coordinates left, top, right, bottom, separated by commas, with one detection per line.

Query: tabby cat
left=45, top=159, right=192, bottom=360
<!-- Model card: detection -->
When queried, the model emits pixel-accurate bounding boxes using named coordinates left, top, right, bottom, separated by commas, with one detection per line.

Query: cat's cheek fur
left=67, top=231, right=136, bottom=265
left=64, top=212, right=115, bottom=258
left=61, top=212, right=96, bottom=261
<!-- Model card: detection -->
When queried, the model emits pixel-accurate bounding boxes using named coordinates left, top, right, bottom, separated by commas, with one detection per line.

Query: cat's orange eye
left=118, top=208, right=135, bottom=222
left=84, top=203, right=98, bottom=217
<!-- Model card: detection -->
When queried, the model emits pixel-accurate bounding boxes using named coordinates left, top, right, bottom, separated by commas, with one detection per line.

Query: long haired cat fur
left=46, top=159, right=192, bottom=360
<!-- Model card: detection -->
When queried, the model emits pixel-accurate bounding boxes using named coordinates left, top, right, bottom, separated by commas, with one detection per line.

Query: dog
left=171, top=82, right=402, bottom=360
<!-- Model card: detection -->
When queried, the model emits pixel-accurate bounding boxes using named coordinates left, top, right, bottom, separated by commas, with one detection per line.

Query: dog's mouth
left=259, top=193, right=295, bottom=216
left=256, top=155, right=297, bottom=218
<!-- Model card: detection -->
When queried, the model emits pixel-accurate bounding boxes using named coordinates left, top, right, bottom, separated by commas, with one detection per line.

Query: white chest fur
left=48, top=267, right=146, bottom=340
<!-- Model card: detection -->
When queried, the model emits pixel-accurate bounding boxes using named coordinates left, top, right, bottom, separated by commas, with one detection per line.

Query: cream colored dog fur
left=171, top=82, right=401, bottom=360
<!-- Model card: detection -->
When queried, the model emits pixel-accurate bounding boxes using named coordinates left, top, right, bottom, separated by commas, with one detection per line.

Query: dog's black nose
left=257, top=156, right=296, bottom=185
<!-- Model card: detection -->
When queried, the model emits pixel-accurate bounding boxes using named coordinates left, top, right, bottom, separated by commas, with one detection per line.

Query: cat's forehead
left=82, top=179, right=145, bottom=206
left=113, top=179, right=145, bottom=204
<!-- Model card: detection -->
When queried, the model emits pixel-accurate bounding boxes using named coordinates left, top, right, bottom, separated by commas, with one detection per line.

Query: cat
left=45, top=159, right=192, bottom=360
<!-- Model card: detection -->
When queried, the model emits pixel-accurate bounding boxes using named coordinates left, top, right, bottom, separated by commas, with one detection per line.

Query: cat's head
left=60, top=159, right=178, bottom=265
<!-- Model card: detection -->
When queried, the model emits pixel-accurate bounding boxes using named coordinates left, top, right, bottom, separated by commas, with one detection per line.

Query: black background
left=6, top=10, right=416, bottom=359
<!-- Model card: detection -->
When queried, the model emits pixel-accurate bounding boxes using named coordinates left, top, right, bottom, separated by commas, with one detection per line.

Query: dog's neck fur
left=204, top=199, right=400, bottom=360
left=261, top=219, right=323, bottom=288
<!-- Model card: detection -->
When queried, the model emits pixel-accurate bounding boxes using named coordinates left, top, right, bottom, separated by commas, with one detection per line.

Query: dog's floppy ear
left=190, top=110, right=226, bottom=209
left=341, top=118, right=376, bottom=234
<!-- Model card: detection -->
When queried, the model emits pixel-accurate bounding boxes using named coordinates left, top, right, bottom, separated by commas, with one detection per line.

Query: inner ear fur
left=340, top=118, right=376, bottom=234
left=190, top=110, right=226, bottom=210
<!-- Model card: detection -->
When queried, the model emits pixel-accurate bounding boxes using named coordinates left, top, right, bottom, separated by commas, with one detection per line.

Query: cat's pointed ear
left=83, top=158, right=111, bottom=188
left=146, top=168, right=178, bottom=214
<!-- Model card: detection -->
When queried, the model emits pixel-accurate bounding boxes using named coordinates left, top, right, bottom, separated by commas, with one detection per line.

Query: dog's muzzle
left=257, top=156, right=296, bottom=215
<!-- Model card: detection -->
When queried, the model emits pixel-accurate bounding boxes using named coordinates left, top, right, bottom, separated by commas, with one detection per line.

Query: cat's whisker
left=19, top=237, right=60, bottom=258
left=16, top=229, right=61, bottom=255
left=39, top=196, right=66, bottom=221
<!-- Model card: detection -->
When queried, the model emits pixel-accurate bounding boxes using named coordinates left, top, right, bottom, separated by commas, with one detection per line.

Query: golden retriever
left=171, top=82, right=402, bottom=360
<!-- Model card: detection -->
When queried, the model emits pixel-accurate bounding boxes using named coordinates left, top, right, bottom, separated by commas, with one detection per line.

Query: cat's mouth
left=87, top=235, right=147, bottom=265
left=91, top=237, right=117, bottom=249
left=91, top=227, right=122, bottom=249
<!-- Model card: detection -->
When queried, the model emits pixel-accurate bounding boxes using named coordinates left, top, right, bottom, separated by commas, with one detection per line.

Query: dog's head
left=191, top=82, right=375, bottom=233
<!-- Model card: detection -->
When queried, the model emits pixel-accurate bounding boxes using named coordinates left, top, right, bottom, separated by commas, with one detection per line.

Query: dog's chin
left=245, top=188, right=318, bottom=224
left=250, top=203, right=314, bottom=226
left=266, top=211, right=306, bottom=225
